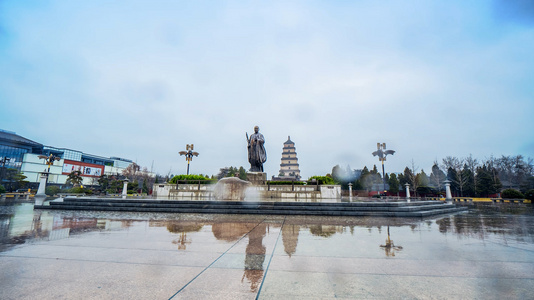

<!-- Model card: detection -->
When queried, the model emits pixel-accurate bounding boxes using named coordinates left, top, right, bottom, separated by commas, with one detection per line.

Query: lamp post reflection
left=380, top=226, right=403, bottom=257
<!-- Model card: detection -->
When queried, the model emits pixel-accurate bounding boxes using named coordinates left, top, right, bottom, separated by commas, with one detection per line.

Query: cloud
left=1, top=0, right=533, bottom=179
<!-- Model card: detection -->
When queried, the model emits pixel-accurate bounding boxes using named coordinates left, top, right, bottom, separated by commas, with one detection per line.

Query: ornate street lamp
left=38, top=153, right=61, bottom=173
left=179, top=144, right=199, bottom=175
left=372, top=143, right=395, bottom=194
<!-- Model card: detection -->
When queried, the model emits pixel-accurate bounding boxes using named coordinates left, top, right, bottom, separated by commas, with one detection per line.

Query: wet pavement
left=1, top=203, right=533, bottom=299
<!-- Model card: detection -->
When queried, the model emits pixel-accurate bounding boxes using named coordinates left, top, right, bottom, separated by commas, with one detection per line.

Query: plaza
left=1, top=202, right=533, bottom=299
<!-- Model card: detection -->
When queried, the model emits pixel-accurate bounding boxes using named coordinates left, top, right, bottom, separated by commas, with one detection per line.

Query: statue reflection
left=380, top=226, right=403, bottom=257
left=242, top=223, right=266, bottom=293
left=211, top=222, right=267, bottom=292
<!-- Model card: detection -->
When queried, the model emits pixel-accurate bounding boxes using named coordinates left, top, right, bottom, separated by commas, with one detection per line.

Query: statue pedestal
left=247, top=172, right=266, bottom=186
left=36, top=172, right=49, bottom=197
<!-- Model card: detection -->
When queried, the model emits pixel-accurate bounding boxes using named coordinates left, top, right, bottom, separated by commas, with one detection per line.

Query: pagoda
left=277, top=136, right=301, bottom=180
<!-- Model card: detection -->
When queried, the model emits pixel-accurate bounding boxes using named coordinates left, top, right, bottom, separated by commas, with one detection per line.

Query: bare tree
left=442, top=156, right=468, bottom=197
left=408, top=159, right=419, bottom=195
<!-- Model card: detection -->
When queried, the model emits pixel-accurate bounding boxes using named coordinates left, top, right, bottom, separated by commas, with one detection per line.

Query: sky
left=1, top=0, right=533, bottom=179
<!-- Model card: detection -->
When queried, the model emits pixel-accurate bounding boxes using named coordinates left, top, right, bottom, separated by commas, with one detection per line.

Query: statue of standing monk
left=247, top=126, right=267, bottom=172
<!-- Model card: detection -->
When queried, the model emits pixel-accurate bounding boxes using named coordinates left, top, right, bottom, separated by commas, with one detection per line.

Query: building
left=0, top=129, right=137, bottom=188
left=274, top=136, right=301, bottom=181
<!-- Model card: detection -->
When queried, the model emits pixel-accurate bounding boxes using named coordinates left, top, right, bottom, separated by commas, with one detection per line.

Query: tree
left=429, top=163, right=446, bottom=192
left=238, top=167, right=248, bottom=180
left=128, top=181, right=139, bottom=193
left=476, top=164, right=498, bottom=197
left=461, top=165, right=475, bottom=197
left=142, top=180, right=149, bottom=194
left=4, top=169, right=28, bottom=191
left=397, top=172, right=407, bottom=187
left=402, top=164, right=418, bottom=195
left=465, top=154, right=479, bottom=195
left=388, top=173, right=400, bottom=194
left=66, top=171, right=83, bottom=187
left=98, top=175, right=111, bottom=191
left=416, top=169, right=429, bottom=187
left=443, top=157, right=468, bottom=197
left=123, top=162, right=141, bottom=181
left=446, top=167, right=460, bottom=196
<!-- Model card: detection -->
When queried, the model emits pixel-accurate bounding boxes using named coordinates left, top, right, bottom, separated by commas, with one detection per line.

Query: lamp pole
left=372, top=143, right=396, bottom=195
left=0, top=156, right=10, bottom=185
left=38, top=154, right=61, bottom=183
left=179, top=144, right=199, bottom=175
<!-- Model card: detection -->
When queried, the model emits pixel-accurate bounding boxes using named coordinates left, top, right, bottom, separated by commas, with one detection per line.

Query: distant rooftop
left=0, top=129, right=43, bottom=147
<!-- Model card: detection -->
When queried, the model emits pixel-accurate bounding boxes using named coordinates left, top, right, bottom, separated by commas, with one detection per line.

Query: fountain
left=213, top=176, right=251, bottom=200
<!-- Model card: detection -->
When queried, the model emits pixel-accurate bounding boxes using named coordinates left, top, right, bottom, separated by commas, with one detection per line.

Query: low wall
left=153, top=183, right=341, bottom=199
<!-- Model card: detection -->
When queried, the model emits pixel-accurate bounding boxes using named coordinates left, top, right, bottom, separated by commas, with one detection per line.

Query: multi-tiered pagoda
left=277, top=136, right=301, bottom=181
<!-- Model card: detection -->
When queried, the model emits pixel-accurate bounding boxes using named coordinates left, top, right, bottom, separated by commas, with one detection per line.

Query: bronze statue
left=247, top=126, right=267, bottom=172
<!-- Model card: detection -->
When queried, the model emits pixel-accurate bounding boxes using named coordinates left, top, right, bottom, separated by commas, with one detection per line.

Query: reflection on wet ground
left=1, top=203, right=533, bottom=299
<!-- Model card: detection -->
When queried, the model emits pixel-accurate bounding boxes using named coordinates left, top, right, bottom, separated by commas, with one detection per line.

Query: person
left=247, top=126, right=267, bottom=172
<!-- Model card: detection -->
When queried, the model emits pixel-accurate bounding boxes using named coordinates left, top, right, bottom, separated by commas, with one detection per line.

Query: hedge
left=170, top=174, right=216, bottom=184
left=501, top=188, right=524, bottom=199
left=268, top=181, right=306, bottom=185
left=307, top=176, right=336, bottom=185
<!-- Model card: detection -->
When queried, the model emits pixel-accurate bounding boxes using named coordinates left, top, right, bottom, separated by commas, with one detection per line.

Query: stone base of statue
left=247, top=172, right=266, bottom=186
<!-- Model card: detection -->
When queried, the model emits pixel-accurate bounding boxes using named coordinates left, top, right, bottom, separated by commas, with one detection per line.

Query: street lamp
left=372, top=143, right=395, bottom=195
left=38, top=153, right=61, bottom=173
left=0, top=156, right=11, bottom=185
left=179, top=144, right=199, bottom=175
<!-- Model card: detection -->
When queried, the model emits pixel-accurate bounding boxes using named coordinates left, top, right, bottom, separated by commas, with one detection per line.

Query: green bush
left=501, top=188, right=524, bottom=199
left=268, top=181, right=305, bottom=185
left=45, top=186, right=61, bottom=196
left=524, top=189, right=534, bottom=201
left=169, top=174, right=215, bottom=184
left=307, top=176, right=336, bottom=185
left=0, top=184, right=5, bottom=193
left=69, top=187, right=93, bottom=195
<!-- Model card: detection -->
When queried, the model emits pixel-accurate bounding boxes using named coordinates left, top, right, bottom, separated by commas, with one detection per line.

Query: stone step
left=50, top=200, right=456, bottom=212
left=38, top=198, right=468, bottom=217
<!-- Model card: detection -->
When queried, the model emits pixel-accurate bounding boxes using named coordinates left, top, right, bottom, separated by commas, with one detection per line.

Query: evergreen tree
left=417, top=169, right=429, bottom=187
left=142, top=180, right=149, bottom=194
left=447, top=167, right=459, bottom=196
left=66, top=171, right=83, bottom=187
left=476, top=164, right=502, bottom=197
left=238, top=167, right=248, bottom=180
left=403, top=167, right=415, bottom=191
left=398, top=173, right=407, bottom=187
left=429, top=164, right=446, bottom=192
left=462, top=165, right=475, bottom=196
left=388, top=173, right=400, bottom=194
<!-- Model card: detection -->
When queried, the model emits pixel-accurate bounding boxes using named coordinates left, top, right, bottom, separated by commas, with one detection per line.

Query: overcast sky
left=1, top=0, right=533, bottom=179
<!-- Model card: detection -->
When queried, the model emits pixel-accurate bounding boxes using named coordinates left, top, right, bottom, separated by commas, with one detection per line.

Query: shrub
left=45, top=186, right=61, bottom=196
left=268, top=181, right=306, bottom=185
left=0, top=184, right=5, bottom=193
left=307, top=176, right=336, bottom=185
left=524, top=189, right=534, bottom=201
left=69, top=187, right=93, bottom=195
left=501, top=188, right=524, bottom=199
left=169, top=174, right=215, bottom=184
